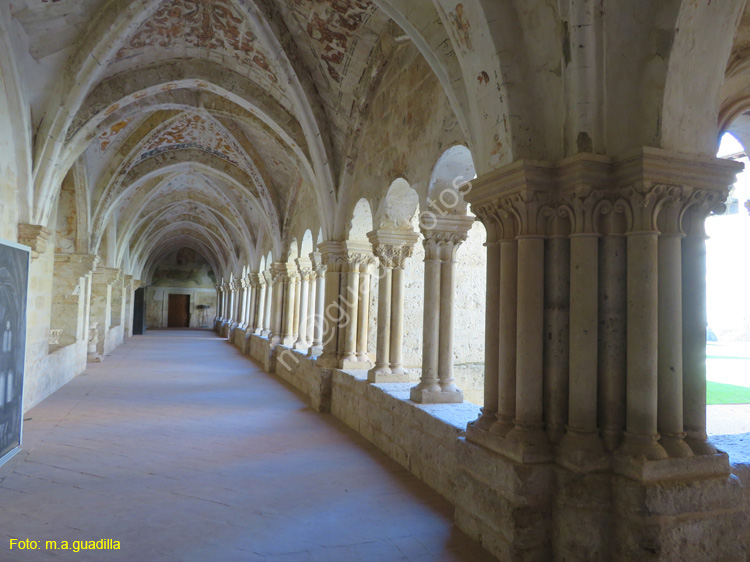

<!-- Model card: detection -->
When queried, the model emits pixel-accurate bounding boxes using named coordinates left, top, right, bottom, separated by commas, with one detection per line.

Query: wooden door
left=167, top=294, right=190, bottom=328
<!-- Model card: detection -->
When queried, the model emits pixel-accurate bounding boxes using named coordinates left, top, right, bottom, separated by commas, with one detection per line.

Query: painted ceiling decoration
left=11, top=0, right=485, bottom=283
left=138, top=113, right=247, bottom=166
left=115, top=0, right=282, bottom=89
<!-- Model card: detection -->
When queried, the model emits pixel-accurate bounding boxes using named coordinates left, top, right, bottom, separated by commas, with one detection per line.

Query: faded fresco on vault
left=0, top=239, right=29, bottom=465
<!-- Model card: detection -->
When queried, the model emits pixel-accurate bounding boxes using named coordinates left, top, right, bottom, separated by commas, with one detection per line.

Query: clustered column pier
left=464, top=151, right=741, bottom=470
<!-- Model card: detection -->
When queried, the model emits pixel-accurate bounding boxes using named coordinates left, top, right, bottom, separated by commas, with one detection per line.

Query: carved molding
left=18, top=224, right=52, bottom=260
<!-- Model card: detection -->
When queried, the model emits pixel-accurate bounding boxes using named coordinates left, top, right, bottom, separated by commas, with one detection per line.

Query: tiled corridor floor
left=0, top=330, right=493, bottom=561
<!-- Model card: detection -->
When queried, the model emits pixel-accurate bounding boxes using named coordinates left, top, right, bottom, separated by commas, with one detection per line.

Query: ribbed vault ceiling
left=12, top=0, right=403, bottom=282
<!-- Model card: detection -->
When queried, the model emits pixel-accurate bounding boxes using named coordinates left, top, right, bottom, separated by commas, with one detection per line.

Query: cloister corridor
left=0, top=330, right=491, bottom=562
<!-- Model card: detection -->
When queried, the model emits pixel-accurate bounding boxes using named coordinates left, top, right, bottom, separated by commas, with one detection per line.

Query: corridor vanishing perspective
left=0, top=330, right=492, bottom=561
left=4, top=1, right=750, bottom=560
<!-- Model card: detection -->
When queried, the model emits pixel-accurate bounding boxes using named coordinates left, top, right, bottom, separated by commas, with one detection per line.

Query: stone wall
left=146, top=286, right=217, bottom=328
left=145, top=248, right=217, bottom=328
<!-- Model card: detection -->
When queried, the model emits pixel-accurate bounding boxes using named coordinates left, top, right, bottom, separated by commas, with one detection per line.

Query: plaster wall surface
left=24, top=340, right=88, bottom=412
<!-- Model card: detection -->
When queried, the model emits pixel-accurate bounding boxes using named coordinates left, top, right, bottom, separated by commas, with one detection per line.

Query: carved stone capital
left=373, top=245, right=415, bottom=269
left=18, top=224, right=52, bottom=260
left=295, top=258, right=314, bottom=281
left=271, top=262, right=297, bottom=283
left=318, top=241, right=349, bottom=273
left=421, top=215, right=474, bottom=260
left=368, top=229, right=419, bottom=268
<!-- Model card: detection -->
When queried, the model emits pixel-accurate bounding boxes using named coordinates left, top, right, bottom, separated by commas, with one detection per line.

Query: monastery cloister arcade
left=4, top=1, right=750, bottom=560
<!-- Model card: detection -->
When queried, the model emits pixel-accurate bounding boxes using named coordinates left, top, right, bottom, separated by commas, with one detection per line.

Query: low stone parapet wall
left=103, top=325, right=124, bottom=356
left=225, top=337, right=750, bottom=561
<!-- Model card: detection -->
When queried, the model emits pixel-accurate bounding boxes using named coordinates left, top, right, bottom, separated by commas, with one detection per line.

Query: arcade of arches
left=3, top=1, right=750, bottom=560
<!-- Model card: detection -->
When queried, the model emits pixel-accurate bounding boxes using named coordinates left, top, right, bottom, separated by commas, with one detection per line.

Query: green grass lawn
left=707, top=381, right=750, bottom=405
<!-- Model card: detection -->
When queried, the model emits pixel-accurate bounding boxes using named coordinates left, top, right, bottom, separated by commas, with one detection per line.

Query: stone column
left=369, top=256, right=392, bottom=380
left=367, top=230, right=419, bottom=383
left=355, top=260, right=372, bottom=363
left=468, top=208, right=501, bottom=431
left=292, top=270, right=302, bottom=341
left=317, top=242, right=346, bottom=368
left=308, top=252, right=326, bottom=357
left=559, top=190, right=606, bottom=466
left=227, top=281, right=237, bottom=330
left=657, top=200, right=693, bottom=458
left=682, top=190, right=726, bottom=456
left=215, top=286, right=223, bottom=325
left=505, top=235, right=547, bottom=448
left=462, top=161, right=554, bottom=463
left=280, top=265, right=298, bottom=348
left=218, top=284, right=227, bottom=329
left=340, top=257, right=361, bottom=366
left=494, top=238, right=518, bottom=436
left=247, top=275, right=258, bottom=332
left=238, top=277, right=250, bottom=330
left=295, top=262, right=312, bottom=350
left=617, top=188, right=669, bottom=461
left=411, top=215, right=473, bottom=404
left=262, top=271, right=273, bottom=337
left=255, top=275, right=267, bottom=335
left=270, top=265, right=285, bottom=345
left=306, top=267, right=316, bottom=347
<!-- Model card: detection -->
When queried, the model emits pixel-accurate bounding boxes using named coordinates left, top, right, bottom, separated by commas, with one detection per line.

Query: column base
left=659, top=432, right=694, bottom=459
left=316, top=352, right=339, bottom=369
left=339, top=358, right=372, bottom=370
left=617, top=432, right=669, bottom=460
left=556, top=428, right=610, bottom=472
left=281, top=336, right=296, bottom=347
left=307, top=345, right=323, bottom=358
left=410, top=387, right=463, bottom=404
left=468, top=409, right=497, bottom=432
left=465, top=422, right=552, bottom=463
left=686, top=433, right=718, bottom=456
left=294, top=340, right=310, bottom=352
left=368, top=366, right=410, bottom=383
left=613, top=450, right=730, bottom=482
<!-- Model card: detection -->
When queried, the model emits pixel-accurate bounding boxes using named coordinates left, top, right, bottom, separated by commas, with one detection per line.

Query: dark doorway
left=133, top=287, right=146, bottom=335
left=168, top=294, right=190, bottom=328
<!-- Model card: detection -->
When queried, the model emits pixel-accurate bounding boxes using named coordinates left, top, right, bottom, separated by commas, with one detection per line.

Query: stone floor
left=0, top=330, right=494, bottom=562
